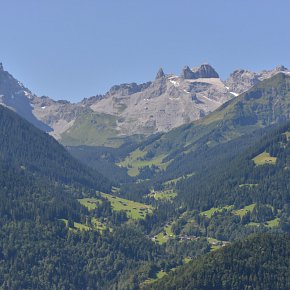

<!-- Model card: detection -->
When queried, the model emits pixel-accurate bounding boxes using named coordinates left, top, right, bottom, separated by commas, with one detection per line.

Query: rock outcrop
left=155, top=68, right=165, bottom=79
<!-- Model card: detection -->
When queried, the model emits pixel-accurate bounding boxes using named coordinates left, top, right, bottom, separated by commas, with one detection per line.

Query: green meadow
left=79, top=193, right=153, bottom=220
left=118, top=149, right=169, bottom=176
left=253, top=151, right=277, bottom=166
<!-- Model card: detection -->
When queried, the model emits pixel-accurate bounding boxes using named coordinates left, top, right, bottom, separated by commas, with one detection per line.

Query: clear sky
left=1, top=0, right=290, bottom=102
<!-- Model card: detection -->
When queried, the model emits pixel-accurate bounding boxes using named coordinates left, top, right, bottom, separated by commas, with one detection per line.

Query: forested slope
left=0, top=104, right=111, bottom=192
left=0, top=105, right=172, bottom=289
left=148, top=234, right=290, bottom=290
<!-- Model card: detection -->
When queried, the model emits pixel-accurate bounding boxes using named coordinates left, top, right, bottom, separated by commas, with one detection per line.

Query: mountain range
left=1, top=62, right=289, bottom=147
left=0, top=61, right=290, bottom=289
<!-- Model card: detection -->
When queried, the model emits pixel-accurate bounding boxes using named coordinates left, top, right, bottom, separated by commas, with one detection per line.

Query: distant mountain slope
left=88, top=64, right=232, bottom=137
left=225, top=65, right=290, bottom=94
left=0, top=104, right=112, bottom=191
left=147, top=234, right=290, bottom=290
left=0, top=63, right=51, bottom=131
left=128, top=72, right=290, bottom=178
left=1, top=62, right=288, bottom=147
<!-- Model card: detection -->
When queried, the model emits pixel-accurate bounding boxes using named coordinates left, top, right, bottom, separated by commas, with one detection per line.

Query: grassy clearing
left=91, top=217, right=107, bottom=232
left=246, top=218, right=280, bottom=228
left=208, top=237, right=230, bottom=252
left=163, top=172, right=195, bottom=186
left=155, top=224, right=175, bottom=244
left=61, top=112, right=124, bottom=147
left=207, top=237, right=224, bottom=251
left=253, top=151, right=277, bottom=166
left=247, top=222, right=261, bottom=227
left=60, top=218, right=107, bottom=233
left=78, top=194, right=152, bottom=220
left=60, top=219, right=90, bottom=231
left=142, top=270, right=168, bottom=287
left=265, top=218, right=280, bottom=228
left=201, top=205, right=233, bottom=218
left=233, top=203, right=256, bottom=217
left=118, top=149, right=170, bottom=176
left=156, top=270, right=167, bottom=279
left=78, top=198, right=102, bottom=211
left=100, top=193, right=153, bottom=220
left=149, top=189, right=177, bottom=201
left=183, top=257, right=192, bottom=264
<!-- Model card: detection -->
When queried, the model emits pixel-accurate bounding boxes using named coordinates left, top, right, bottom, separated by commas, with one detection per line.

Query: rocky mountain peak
left=155, top=68, right=165, bottom=79
left=0, top=63, right=3, bottom=71
left=274, top=65, right=288, bottom=72
left=181, top=64, right=219, bottom=79
left=192, top=64, right=219, bottom=78
left=107, top=82, right=152, bottom=97
left=225, top=65, right=290, bottom=95
left=181, top=66, right=195, bottom=79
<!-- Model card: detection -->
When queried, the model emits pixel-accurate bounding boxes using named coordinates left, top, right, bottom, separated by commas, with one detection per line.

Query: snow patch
left=169, top=80, right=180, bottom=87
left=183, top=89, right=190, bottom=94
left=230, top=92, right=239, bottom=97
left=41, top=106, right=46, bottom=109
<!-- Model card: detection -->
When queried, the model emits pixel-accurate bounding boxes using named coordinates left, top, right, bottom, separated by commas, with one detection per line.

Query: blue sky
left=1, top=0, right=290, bottom=102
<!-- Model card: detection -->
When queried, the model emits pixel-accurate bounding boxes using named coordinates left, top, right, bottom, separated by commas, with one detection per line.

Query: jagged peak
left=274, top=65, right=288, bottom=72
left=181, top=64, right=219, bottom=79
left=192, top=64, right=219, bottom=78
left=155, top=68, right=165, bottom=79
left=230, top=69, right=254, bottom=76
left=0, top=63, right=3, bottom=71
left=181, top=66, right=195, bottom=79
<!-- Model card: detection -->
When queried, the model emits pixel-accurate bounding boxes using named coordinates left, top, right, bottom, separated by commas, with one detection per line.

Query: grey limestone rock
left=192, top=64, right=219, bottom=79
left=155, top=68, right=165, bottom=79
left=181, top=66, right=196, bottom=79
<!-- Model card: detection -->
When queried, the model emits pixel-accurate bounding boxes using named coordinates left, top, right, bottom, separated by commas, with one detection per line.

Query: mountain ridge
left=0, top=62, right=289, bottom=146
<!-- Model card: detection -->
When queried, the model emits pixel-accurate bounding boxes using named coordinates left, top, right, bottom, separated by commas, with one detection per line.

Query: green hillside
left=0, top=105, right=178, bottom=289
left=61, top=112, right=144, bottom=147
left=0, top=105, right=112, bottom=192
left=147, top=234, right=290, bottom=290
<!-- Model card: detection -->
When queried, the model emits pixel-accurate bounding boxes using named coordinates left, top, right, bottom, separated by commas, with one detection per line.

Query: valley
left=0, top=63, right=289, bottom=289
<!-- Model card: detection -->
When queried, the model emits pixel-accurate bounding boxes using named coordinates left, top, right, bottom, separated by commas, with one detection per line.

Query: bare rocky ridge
left=0, top=63, right=51, bottom=132
left=225, top=65, right=290, bottom=94
left=30, top=96, right=92, bottom=139
left=0, top=62, right=289, bottom=144
left=90, top=65, right=231, bottom=135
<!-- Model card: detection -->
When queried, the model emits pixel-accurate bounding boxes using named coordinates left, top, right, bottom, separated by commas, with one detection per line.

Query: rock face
left=30, top=96, right=92, bottom=139
left=0, top=64, right=51, bottom=131
left=192, top=64, right=219, bottom=79
left=181, top=66, right=196, bottom=79
left=225, top=65, right=290, bottom=95
left=1, top=62, right=289, bottom=145
left=155, top=68, right=165, bottom=79
left=181, top=64, right=219, bottom=80
left=106, top=82, right=152, bottom=97
left=90, top=68, right=231, bottom=135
